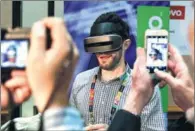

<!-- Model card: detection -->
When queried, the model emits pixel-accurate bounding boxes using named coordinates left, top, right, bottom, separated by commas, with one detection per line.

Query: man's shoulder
left=75, top=67, right=99, bottom=81
left=1, top=114, right=41, bottom=131
left=71, top=67, right=99, bottom=94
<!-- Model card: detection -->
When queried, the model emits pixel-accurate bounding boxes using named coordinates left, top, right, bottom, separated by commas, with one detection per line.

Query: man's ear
left=123, top=39, right=131, bottom=50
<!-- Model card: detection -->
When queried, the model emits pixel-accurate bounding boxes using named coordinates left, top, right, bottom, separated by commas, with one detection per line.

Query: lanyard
left=88, top=72, right=129, bottom=125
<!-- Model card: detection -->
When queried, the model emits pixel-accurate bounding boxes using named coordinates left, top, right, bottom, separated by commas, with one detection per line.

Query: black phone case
left=1, top=28, right=52, bottom=83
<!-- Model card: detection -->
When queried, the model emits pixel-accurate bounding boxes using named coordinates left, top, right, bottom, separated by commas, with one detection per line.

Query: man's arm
left=140, top=85, right=166, bottom=131
left=108, top=109, right=141, bottom=131
left=108, top=48, right=157, bottom=131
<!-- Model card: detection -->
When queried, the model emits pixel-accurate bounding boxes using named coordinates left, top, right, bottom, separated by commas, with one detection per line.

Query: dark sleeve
left=108, top=109, right=141, bottom=131
left=168, top=115, right=194, bottom=131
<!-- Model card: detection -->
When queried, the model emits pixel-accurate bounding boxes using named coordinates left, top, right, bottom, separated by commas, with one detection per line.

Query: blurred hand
left=1, top=70, right=31, bottom=109
left=155, top=44, right=194, bottom=111
left=27, top=17, right=79, bottom=112
left=158, top=80, right=167, bottom=88
left=84, top=124, right=108, bottom=131
left=123, top=48, right=154, bottom=115
left=188, top=20, right=194, bottom=62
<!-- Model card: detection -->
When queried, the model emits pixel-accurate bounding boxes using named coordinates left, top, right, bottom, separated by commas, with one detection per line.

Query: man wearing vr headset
left=70, top=12, right=166, bottom=131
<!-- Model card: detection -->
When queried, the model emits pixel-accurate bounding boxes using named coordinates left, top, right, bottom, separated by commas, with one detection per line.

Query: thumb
left=154, top=69, right=176, bottom=88
left=136, top=47, right=145, bottom=58
left=133, top=47, right=146, bottom=73
left=136, top=47, right=146, bottom=65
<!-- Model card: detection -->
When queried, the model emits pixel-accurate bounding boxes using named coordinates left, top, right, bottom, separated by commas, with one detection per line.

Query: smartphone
left=1, top=39, right=29, bottom=83
left=1, top=28, right=52, bottom=83
left=1, top=28, right=30, bottom=83
left=1, top=39, right=29, bottom=68
left=145, top=29, right=168, bottom=73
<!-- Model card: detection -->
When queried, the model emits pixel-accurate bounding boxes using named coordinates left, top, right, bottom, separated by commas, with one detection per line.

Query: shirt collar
left=95, top=63, right=131, bottom=83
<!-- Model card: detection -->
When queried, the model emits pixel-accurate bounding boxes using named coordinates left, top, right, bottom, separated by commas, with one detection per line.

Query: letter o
left=149, top=16, right=163, bottom=29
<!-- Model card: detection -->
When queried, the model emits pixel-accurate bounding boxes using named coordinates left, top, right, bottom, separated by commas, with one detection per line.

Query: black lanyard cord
left=7, top=88, right=17, bottom=131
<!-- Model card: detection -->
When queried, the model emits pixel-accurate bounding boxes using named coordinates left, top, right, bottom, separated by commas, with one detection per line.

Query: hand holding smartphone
left=145, top=29, right=168, bottom=73
left=1, top=28, right=51, bottom=83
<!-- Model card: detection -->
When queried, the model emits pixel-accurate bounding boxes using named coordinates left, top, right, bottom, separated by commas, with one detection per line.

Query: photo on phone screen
left=1, top=39, right=29, bottom=68
left=146, top=36, right=168, bottom=73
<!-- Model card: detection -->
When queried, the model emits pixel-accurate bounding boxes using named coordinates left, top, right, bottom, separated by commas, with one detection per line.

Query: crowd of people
left=1, top=11, right=194, bottom=131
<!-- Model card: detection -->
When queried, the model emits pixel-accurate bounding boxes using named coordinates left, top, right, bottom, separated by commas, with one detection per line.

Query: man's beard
left=99, top=49, right=122, bottom=71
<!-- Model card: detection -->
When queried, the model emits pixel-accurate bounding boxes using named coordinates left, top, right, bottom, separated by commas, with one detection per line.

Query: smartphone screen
left=1, top=39, right=29, bottom=68
left=146, top=36, right=168, bottom=73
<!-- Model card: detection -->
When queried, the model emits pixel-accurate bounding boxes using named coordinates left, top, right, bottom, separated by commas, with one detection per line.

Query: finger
left=167, top=60, right=177, bottom=76
left=7, top=28, right=13, bottom=32
left=168, top=60, right=175, bottom=71
left=99, top=124, right=108, bottom=131
left=132, top=57, right=140, bottom=77
left=133, top=48, right=145, bottom=71
left=159, top=80, right=167, bottom=88
left=11, top=70, right=26, bottom=77
left=134, top=47, right=148, bottom=77
left=85, top=124, right=106, bottom=130
left=13, top=86, right=31, bottom=104
left=30, top=21, right=46, bottom=57
left=168, top=52, right=171, bottom=59
left=91, top=124, right=106, bottom=130
left=168, top=44, right=189, bottom=73
left=13, top=87, right=26, bottom=104
left=84, top=125, right=93, bottom=131
left=154, top=69, right=176, bottom=88
left=137, top=47, right=147, bottom=70
left=4, top=77, right=27, bottom=90
left=136, top=47, right=146, bottom=62
left=168, top=44, right=185, bottom=64
left=42, top=17, right=71, bottom=66
left=98, top=128, right=107, bottom=131
left=21, top=86, right=32, bottom=99
left=1, top=86, right=9, bottom=108
left=42, top=17, right=70, bottom=51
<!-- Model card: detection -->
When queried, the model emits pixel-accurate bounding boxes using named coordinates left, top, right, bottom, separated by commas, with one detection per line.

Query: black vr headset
left=84, top=22, right=123, bottom=53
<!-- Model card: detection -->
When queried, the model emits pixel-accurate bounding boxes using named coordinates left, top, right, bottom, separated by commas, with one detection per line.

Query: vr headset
left=84, top=22, right=123, bottom=53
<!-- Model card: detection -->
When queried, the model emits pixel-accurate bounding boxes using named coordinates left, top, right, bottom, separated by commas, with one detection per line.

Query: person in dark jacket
left=108, top=44, right=194, bottom=131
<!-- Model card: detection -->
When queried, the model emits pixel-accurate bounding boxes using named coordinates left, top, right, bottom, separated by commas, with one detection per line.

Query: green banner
left=137, top=6, right=170, bottom=112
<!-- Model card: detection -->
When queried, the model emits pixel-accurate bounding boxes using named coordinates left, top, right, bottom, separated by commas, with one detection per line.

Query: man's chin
left=100, top=65, right=113, bottom=71
left=99, top=63, right=117, bottom=71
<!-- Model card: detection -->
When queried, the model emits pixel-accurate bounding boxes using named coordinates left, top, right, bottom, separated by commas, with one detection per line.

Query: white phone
left=145, top=29, right=168, bottom=73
